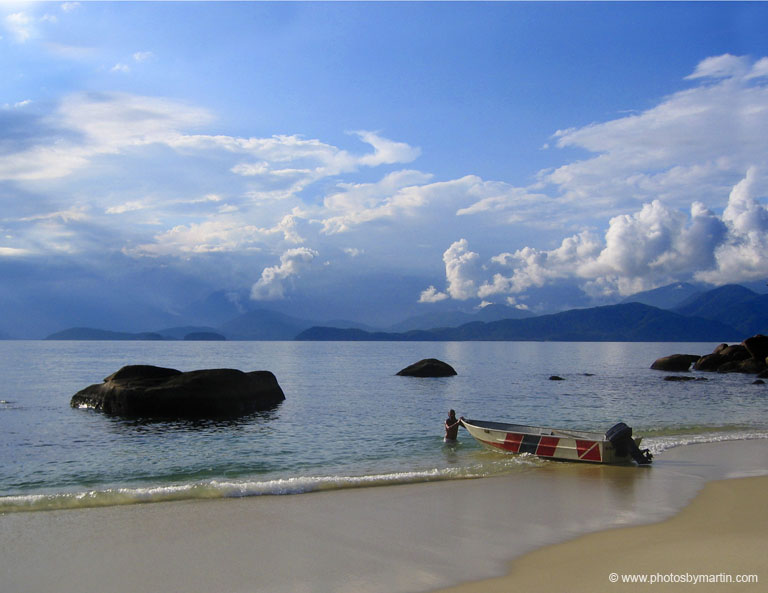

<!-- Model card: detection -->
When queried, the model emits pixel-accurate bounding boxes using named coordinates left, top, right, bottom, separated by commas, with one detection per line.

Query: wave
left=3, top=430, right=766, bottom=514
left=643, top=428, right=768, bottom=455
left=0, top=456, right=536, bottom=514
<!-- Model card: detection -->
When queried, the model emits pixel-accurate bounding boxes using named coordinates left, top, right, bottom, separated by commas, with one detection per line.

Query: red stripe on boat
left=502, top=432, right=523, bottom=452
left=536, top=436, right=560, bottom=457
left=576, top=439, right=602, bottom=462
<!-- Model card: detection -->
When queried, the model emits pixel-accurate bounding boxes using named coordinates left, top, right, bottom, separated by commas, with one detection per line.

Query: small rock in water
left=396, top=358, right=457, bottom=377
left=753, top=379, right=765, bottom=385
left=549, top=375, right=565, bottom=381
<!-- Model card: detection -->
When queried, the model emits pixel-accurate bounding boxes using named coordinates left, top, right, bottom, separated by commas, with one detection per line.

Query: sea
left=1, top=340, right=767, bottom=514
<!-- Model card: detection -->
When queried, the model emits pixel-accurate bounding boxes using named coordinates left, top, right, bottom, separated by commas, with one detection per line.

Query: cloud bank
left=2, top=53, right=767, bottom=310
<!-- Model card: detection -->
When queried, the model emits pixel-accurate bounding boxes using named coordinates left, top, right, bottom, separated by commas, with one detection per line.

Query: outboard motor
left=605, top=422, right=653, bottom=465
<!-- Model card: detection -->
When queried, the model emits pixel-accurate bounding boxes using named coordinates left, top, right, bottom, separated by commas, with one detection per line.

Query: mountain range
left=36, top=283, right=767, bottom=342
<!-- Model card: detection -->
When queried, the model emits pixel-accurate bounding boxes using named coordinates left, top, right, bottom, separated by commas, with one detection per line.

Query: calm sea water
left=1, top=340, right=767, bottom=513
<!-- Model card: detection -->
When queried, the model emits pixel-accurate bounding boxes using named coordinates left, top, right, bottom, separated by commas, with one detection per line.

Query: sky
left=2, top=1, right=768, bottom=336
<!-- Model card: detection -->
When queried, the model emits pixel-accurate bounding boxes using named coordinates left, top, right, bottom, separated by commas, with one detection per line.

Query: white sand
left=1, top=439, right=767, bottom=593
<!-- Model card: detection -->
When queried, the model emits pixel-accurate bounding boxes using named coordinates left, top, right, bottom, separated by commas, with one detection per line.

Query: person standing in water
left=444, top=409, right=462, bottom=441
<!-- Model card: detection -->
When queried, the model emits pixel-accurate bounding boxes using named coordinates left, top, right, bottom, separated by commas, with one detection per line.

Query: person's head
left=449, top=409, right=456, bottom=419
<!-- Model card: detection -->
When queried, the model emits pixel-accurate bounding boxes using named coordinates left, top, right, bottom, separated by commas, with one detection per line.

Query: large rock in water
left=397, top=358, right=457, bottom=377
left=650, top=354, right=701, bottom=372
left=71, top=365, right=285, bottom=417
left=743, top=335, right=768, bottom=362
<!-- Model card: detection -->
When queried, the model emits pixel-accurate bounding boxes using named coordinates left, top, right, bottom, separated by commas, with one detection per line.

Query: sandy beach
left=2, top=439, right=767, bottom=593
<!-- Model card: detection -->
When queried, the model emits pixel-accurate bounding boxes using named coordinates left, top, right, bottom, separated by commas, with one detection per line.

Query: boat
left=460, top=418, right=652, bottom=465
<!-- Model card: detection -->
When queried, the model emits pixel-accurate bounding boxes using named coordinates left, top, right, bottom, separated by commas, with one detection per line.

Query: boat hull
left=461, top=419, right=641, bottom=465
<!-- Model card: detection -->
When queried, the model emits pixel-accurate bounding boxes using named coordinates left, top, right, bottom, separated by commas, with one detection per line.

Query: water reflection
left=104, top=403, right=283, bottom=434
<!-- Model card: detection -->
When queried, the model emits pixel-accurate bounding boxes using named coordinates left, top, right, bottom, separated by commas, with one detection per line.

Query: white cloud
left=320, top=169, right=434, bottom=234
left=4, top=12, right=33, bottom=42
left=697, top=167, right=768, bottom=284
left=251, top=247, right=318, bottom=300
left=424, top=169, right=765, bottom=304
left=0, top=92, right=213, bottom=181
left=442, top=239, right=482, bottom=300
left=542, top=55, right=768, bottom=214
left=418, top=285, right=448, bottom=303
left=0, top=247, right=32, bottom=257
left=130, top=211, right=305, bottom=257
left=352, top=131, right=421, bottom=167
left=685, top=54, right=750, bottom=80
left=61, top=3, right=81, bottom=13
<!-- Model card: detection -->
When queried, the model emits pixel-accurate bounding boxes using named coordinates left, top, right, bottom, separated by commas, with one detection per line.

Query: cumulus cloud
left=251, top=247, right=318, bottom=300
left=424, top=169, right=766, bottom=304
left=697, top=167, right=768, bottom=284
left=418, top=285, right=449, bottom=303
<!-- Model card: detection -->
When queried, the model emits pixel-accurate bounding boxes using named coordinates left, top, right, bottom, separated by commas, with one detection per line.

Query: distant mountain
left=217, top=309, right=315, bottom=340
left=177, top=289, right=254, bottom=326
left=388, top=304, right=533, bottom=332
left=296, top=303, right=742, bottom=342
left=621, top=282, right=704, bottom=310
left=46, top=328, right=165, bottom=340
left=183, top=332, right=226, bottom=341
left=155, top=326, right=221, bottom=340
left=674, top=284, right=768, bottom=335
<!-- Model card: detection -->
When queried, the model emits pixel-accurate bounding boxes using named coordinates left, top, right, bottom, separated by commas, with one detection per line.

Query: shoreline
left=2, top=439, right=767, bottom=593
left=431, top=475, right=767, bottom=593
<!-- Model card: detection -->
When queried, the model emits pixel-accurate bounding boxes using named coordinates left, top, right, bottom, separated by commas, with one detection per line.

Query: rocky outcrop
left=650, top=354, right=701, bottom=372
left=654, top=335, right=767, bottom=376
left=397, top=358, right=457, bottom=377
left=71, top=365, right=285, bottom=418
left=743, top=334, right=768, bottom=362
left=694, top=344, right=750, bottom=371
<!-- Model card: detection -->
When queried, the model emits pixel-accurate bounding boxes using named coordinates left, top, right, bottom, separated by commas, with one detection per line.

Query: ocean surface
left=1, top=340, right=767, bottom=513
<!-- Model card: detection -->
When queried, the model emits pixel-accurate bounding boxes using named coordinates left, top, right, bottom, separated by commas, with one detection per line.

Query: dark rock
left=651, top=354, right=701, bottom=372
left=743, top=334, right=768, bottom=362
left=694, top=353, right=726, bottom=371
left=549, top=375, right=565, bottom=381
left=663, top=375, right=707, bottom=382
left=717, top=358, right=768, bottom=374
left=694, top=344, right=750, bottom=371
left=71, top=365, right=285, bottom=418
left=396, top=358, right=457, bottom=377
left=753, top=379, right=765, bottom=385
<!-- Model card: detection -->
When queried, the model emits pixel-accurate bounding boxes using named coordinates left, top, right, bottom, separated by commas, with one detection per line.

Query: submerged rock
left=396, top=358, right=457, bottom=377
left=663, top=375, right=707, bottom=382
left=650, top=354, right=701, bottom=372
left=71, top=365, right=285, bottom=418
left=549, top=375, right=565, bottom=381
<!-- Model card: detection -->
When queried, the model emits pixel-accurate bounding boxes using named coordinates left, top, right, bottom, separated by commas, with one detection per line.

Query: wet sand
left=433, top=475, right=767, bottom=593
left=1, top=440, right=767, bottom=593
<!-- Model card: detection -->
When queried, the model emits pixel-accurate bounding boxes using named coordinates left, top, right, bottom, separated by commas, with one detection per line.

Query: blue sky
left=2, top=2, right=768, bottom=336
